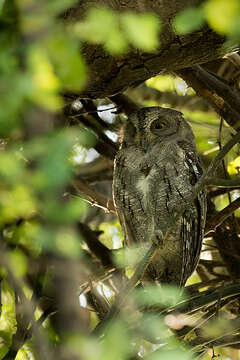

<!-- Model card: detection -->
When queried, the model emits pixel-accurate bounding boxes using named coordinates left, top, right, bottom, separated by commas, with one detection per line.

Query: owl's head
left=122, top=107, right=195, bottom=150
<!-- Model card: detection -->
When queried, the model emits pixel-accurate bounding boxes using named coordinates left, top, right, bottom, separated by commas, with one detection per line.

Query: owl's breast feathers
left=113, top=140, right=206, bottom=285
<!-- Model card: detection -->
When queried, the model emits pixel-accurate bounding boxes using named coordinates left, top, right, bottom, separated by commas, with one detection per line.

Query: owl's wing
left=113, top=151, right=147, bottom=247
left=180, top=154, right=206, bottom=285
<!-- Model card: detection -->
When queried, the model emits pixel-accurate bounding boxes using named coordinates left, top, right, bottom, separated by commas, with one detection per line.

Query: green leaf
left=228, top=12, right=240, bottom=40
left=45, top=0, right=77, bottom=15
left=113, top=246, right=145, bottom=267
left=0, top=0, right=6, bottom=14
left=147, top=348, right=194, bottom=360
left=140, top=314, right=168, bottom=342
left=102, top=319, right=131, bottom=360
left=104, top=28, right=128, bottom=54
left=43, top=197, right=89, bottom=224
left=31, top=130, right=76, bottom=191
left=173, top=7, right=205, bottom=35
left=0, top=185, right=36, bottom=224
left=121, top=12, right=161, bottom=51
left=74, top=7, right=127, bottom=54
left=227, top=155, right=240, bottom=175
left=0, top=152, right=24, bottom=184
left=47, top=30, right=87, bottom=91
left=77, top=128, right=98, bottom=149
left=204, top=0, right=240, bottom=35
left=7, top=249, right=28, bottom=278
left=134, top=284, right=186, bottom=307
left=0, top=331, right=12, bottom=359
left=55, top=228, right=82, bottom=258
left=27, top=46, right=62, bottom=111
left=18, top=221, right=42, bottom=257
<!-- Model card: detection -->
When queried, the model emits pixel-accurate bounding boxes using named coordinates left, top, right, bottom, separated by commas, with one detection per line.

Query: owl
left=113, top=107, right=206, bottom=286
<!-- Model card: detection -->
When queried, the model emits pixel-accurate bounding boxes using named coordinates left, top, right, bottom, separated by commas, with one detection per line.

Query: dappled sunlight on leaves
left=74, top=7, right=161, bottom=54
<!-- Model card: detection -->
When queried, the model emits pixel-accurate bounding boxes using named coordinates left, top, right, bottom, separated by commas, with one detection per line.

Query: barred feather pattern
left=113, top=107, right=206, bottom=286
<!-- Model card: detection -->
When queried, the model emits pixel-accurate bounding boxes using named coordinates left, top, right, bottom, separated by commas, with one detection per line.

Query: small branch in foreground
left=126, top=83, right=211, bottom=112
left=194, top=130, right=240, bottom=198
left=78, top=222, right=114, bottom=270
left=72, top=178, right=115, bottom=213
left=76, top=157, right=113, bottom=184
left=92, top=242, right=158, bottom=336
left=188, top=317, right=240, bottom=351
left=205, top=197, right=240, bottom=234
left=0, top=247, right=53, bottom=360
left=206, top=177, right=240, bottom=188
left=159, top=281, right=240, bottom=316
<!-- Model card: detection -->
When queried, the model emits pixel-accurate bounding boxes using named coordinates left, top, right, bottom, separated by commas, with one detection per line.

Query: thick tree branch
left=62, top=0, right=236, bottom=99
left=76, top=158, right=113, bottom=184
left=176, top=65, right=240, bottom=130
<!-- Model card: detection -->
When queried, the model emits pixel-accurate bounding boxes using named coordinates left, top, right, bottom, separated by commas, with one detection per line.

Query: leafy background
left=1, top=0, right=240, bottom=359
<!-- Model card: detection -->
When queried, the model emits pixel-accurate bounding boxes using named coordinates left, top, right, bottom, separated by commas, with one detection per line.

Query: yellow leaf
left=27, top=46, right=62, bottom=110
left=227, top=155, right=240, bottom=175
left=204, top=0, right=239, bottom=34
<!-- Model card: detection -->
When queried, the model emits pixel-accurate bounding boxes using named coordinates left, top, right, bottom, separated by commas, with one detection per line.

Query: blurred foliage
left=0, top=0, right=240, bottom=360
left=74, top=6, right=161, bottom=54
left=174, top=0, right=240, bottom=41
left=146, top=76, right=194, bottom=96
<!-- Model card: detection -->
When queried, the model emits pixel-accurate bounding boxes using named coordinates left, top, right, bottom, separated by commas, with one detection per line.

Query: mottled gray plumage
left=113, top=107, right=206, bottom=286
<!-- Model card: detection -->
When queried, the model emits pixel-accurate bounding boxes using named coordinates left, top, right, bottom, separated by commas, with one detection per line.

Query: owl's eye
left=151, top=120, right=166, bottom=130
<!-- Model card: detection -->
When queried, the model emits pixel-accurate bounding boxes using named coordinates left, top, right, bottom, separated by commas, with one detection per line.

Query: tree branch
left=194, top=131, right=240, bottom=198
left=206, top=177, right=240, bottom=188
left=78, top=222, right=114, bottom=269
left=205, top=197, right=240, bottom=234
left=127, top=83, right=211, bottom=112
left=76, top=157, right=113, bottom=184
left=176, top=65, right=240, bottom=130
left=110, top=94, right=141, bottom=116
left=72, top=178, right=115, bottom=212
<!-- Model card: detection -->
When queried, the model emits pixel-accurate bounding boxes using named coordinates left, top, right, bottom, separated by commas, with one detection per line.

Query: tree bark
left=64, top=0, right=237, bottom=98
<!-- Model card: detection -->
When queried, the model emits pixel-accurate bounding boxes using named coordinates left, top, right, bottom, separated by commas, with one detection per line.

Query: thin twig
left=196, top=130, right=240, bottom=197
left=157, top=281, right=240, bottom=316
left=0, top=249, right=54, bottom=360
left=206, top=178, right=240, bottom=187
left=92, top=242, right=158, bottom=335
left=72, top=178, right=115, bottom=212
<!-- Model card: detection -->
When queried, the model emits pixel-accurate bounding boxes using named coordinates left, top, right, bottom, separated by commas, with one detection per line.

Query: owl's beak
left=134, top=133, right=141, bottom=146
left=135, top=132, right=153, bottom=150
left=140, top=135, right=150, bottom=150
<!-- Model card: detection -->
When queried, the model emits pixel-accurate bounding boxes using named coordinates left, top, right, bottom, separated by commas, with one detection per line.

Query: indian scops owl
left=113, top=107, right=206, bottom=286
